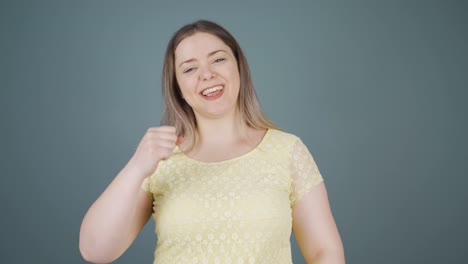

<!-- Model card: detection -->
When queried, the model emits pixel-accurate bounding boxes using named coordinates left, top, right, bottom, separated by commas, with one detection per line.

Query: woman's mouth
left=200, top=85, right=224, bottom=100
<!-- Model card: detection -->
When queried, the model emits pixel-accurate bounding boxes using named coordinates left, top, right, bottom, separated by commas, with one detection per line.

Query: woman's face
left=174, top=32, right=240, bottom=119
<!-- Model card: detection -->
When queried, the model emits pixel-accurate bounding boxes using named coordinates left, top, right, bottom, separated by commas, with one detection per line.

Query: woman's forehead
left=175, top=32, right=230, bottom=62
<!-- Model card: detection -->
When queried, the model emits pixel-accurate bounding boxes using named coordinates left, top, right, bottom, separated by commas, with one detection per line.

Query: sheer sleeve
left=289, top=138, right=324, bottom=207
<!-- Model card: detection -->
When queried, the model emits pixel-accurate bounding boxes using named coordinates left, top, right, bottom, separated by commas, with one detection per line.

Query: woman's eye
left=183, top=67, right=195, bottom=73
left=213, top=58, right=225, bottom=63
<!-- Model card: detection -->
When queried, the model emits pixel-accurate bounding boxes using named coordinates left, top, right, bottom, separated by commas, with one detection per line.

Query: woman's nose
left=199, top=66, right=215, bottom=81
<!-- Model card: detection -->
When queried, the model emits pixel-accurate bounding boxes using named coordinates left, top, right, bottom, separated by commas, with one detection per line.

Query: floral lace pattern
left=141, top=129, right=323, bottom=263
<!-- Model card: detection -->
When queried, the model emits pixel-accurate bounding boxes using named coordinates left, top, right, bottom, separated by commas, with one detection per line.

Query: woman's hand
left=128, top=126, right=182, bottom=179
left=79, top=126, right=182, bottom=263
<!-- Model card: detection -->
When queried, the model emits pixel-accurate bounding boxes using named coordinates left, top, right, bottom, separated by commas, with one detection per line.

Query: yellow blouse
left=141, top=129, right=323, bottom=263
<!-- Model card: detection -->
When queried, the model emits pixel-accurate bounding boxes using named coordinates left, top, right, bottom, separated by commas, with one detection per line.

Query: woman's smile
left=200, top=84, right=224, bottom=100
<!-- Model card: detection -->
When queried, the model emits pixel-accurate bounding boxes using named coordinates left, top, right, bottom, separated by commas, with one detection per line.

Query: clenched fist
left=128, top=126, right=183, bottom=179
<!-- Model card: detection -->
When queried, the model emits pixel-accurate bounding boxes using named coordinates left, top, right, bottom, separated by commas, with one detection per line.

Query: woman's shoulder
left=266, top=128, right=301, bottom=144
left=261, top=128, right=304, bottom=155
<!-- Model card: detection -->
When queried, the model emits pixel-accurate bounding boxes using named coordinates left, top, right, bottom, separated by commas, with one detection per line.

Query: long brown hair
left=161, top=20, right=279, bottom=149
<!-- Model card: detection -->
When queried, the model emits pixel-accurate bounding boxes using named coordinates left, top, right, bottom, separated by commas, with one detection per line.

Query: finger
left=154, top=126, right=176, bottom=132
left=155, top=140, right=177, bottom=149
left=153, top=132, right=177, bottom=143
left=157, top=148, right=174, bottom=160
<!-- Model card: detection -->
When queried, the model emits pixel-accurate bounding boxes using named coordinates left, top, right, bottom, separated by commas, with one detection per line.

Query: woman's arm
left=79, top=159, right=153, bottom=263
left=79, top=126, right=179, bottom=263
left=292, top=182, right=345, bottom=264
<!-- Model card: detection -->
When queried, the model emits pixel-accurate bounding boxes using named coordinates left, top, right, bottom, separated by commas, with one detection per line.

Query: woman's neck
left=195, top=109, right=246, bottom=146
left=180, top=109, right=267, bottom=162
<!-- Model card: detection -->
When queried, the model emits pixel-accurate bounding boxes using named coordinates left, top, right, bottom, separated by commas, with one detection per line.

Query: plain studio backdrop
left=1, top=0, right=467, bottom=263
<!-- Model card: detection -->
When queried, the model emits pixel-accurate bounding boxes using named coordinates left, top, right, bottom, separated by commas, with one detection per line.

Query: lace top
left=141, top=129, right=323, bottom=263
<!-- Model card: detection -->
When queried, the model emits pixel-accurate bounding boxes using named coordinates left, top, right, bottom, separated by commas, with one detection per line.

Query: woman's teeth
left=202, top=85, right=223, bottom=96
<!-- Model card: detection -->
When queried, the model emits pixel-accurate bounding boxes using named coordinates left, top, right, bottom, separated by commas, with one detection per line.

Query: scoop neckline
left=174, top=128, right=272, bottom=165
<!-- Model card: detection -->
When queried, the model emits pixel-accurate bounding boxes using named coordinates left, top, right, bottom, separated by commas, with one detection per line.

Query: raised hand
left=128, top=126, right=182, bottom=179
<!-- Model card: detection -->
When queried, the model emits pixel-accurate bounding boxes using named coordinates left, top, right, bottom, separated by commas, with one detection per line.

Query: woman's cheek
left=180, top=78, right=198, bottom=97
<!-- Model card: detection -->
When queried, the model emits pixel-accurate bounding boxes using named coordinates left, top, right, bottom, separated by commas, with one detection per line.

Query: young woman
left=79, top=20, right=345, bottom=264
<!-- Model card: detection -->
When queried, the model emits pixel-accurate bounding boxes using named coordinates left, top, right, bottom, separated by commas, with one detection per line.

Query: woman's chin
left=195, top=106, right=237, bottom=119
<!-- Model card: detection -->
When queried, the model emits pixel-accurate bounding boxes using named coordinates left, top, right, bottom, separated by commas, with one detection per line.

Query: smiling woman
left=174, top=33, right=241, bottom=121
left=79, top=20, right=345, bottom=264
left=160, top=21, right=279, bottom=154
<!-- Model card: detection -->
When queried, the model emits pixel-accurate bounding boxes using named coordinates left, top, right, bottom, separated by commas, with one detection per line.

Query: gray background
left=1, top=0, right=467, bottom=263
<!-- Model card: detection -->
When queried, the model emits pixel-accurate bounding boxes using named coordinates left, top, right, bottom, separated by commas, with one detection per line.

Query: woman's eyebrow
left=178, top=49, right=227, bottom=68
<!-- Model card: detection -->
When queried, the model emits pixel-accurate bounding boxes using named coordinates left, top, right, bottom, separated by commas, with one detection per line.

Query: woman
left=79, top=20, right=345, bottom=263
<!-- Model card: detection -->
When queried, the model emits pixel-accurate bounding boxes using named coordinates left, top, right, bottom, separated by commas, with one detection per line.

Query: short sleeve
left=289, top=138, right=324, bottom=207
left=140, top=176, right=154, bottom=200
